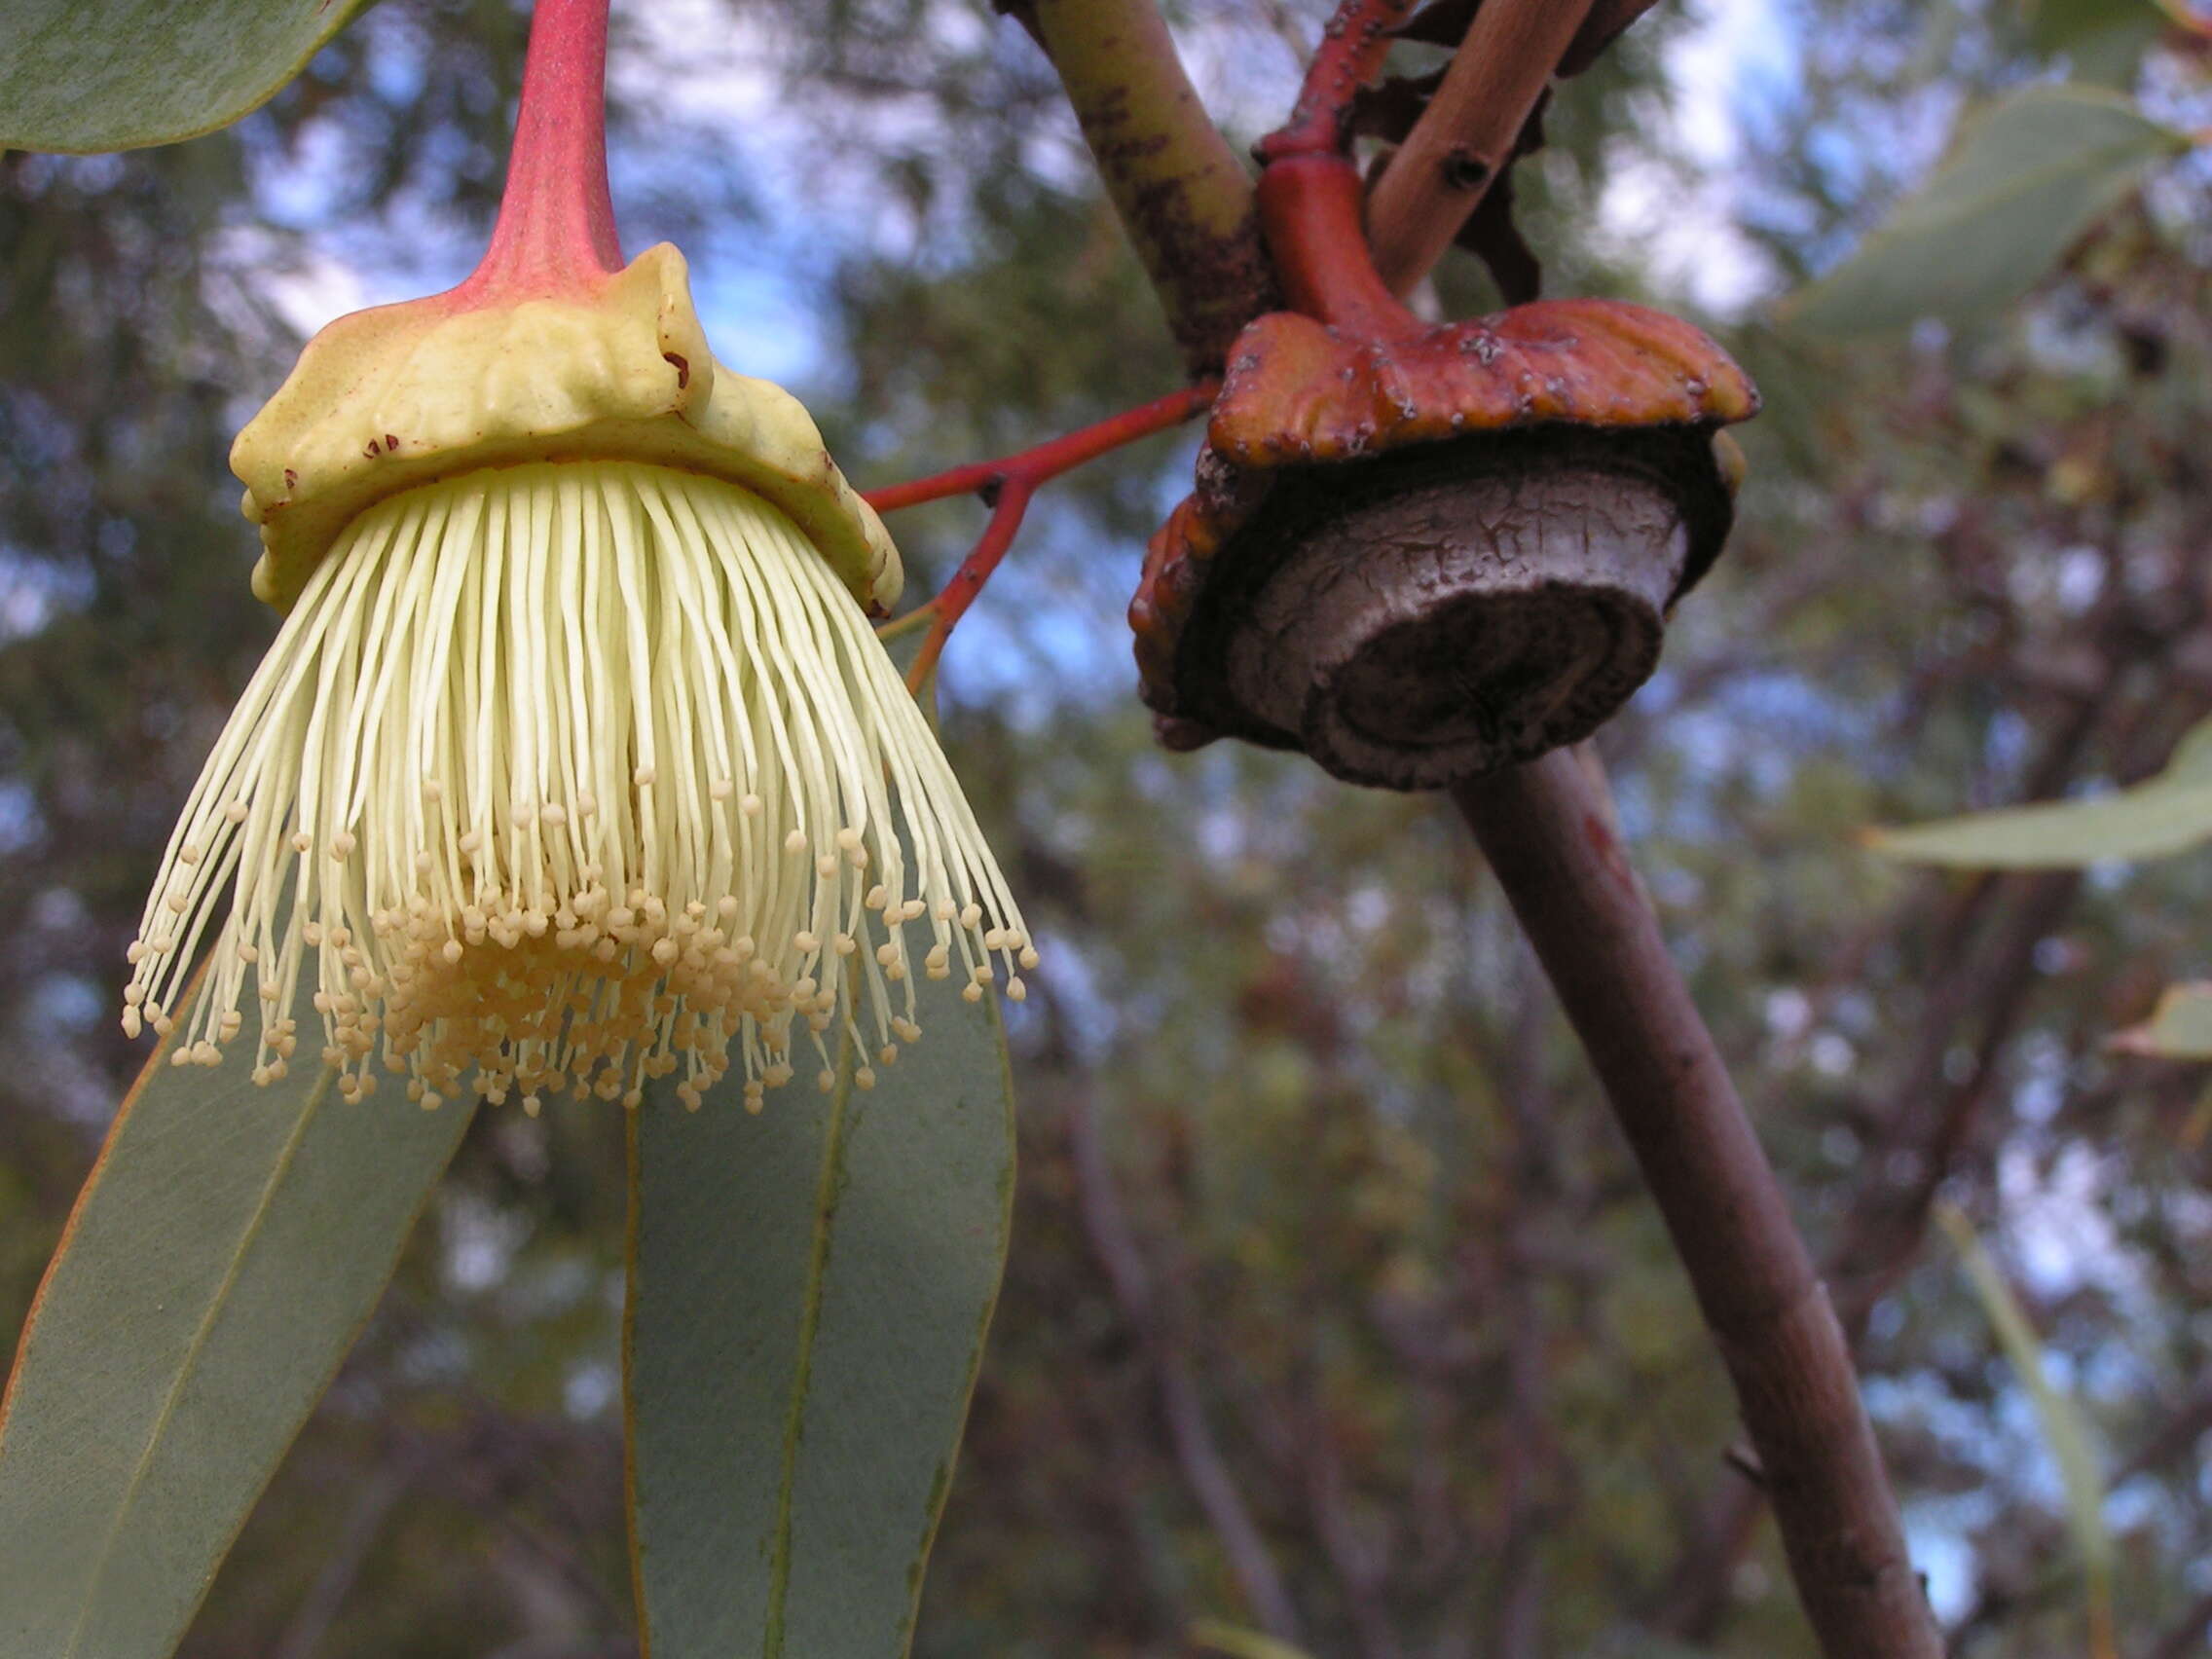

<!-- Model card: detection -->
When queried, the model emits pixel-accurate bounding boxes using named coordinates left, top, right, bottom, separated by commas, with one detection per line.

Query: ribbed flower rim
left=124, top=460, right=1033, bottom=1112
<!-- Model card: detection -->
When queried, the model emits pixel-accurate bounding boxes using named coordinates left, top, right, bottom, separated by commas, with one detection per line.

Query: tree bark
left=1454, top=751, right=1943, bottom=1659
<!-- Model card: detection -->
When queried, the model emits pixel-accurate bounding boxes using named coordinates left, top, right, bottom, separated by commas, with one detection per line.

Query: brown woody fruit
left=1128, top=154, right=1757, bottom=790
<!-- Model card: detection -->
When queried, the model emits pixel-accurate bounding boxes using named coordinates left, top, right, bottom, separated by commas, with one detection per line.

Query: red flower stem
left=865, top=381, right=1217, bottom=693
left=1255, top=154, right=1421, bottom=338
left=1258, top=0, right=1419, bottom=164
left=453, top=0, right=620, bottom=305
left=864, top=381, right=1216, bottom=513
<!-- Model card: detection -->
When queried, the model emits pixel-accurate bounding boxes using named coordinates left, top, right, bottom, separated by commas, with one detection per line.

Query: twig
left=1064, top=1088, right=1305, bottom=1646
left=1364, top=0, right=1598, bottom=294
left=269, top=1451, right=423, bottom=1659
left=1261, top=0, right=1420, bottom=163
left=866, top=380, right=1215, bottom=691
left=1001, top=0, right=1276, bottom=375
left=1452, top=752, right=1942, bottom=1659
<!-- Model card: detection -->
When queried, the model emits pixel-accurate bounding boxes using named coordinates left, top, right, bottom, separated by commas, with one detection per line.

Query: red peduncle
left=452, top=0, right=622, bottom=305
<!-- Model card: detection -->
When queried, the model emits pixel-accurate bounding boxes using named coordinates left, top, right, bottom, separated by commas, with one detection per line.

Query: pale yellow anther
left=292, top=831, right=313, bottom=853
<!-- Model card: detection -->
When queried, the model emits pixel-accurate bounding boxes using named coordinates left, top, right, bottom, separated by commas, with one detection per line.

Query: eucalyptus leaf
left=1869, top=716, right=2212, bottom=866
left=2113, top=981, right=2212, bottom=1059
left=624, top=946, right=1015, bottom=1657
left=1786, top=86, right=2187, bottom=335
left=1190, top=1620, right=1321, bottom=1659
left=3, top=0, right=372, bottom=154
left=0, top=977, right=474, bottom=1659
left=2030, top=0, right=2163, bottom=89
left=1937, top=1204, right=2116, bottom=1657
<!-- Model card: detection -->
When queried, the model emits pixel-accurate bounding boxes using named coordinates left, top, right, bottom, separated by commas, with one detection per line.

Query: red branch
left=1259, top=0, right=1419, bottom=164
left=866, top=381, right=1216, bottom=690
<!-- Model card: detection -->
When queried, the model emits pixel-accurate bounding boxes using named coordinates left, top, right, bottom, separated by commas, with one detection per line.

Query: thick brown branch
left=1453, top=751, right=1942, bottom=1659
left=1004, top=0, right=1276, bottom=375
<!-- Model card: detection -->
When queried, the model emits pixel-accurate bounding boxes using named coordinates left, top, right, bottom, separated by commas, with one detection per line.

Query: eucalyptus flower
left=120, top=30, right=1031, bottom=1116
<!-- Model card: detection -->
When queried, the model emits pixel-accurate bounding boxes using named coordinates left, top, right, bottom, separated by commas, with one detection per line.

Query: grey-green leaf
left=3, top=0, right=373, bottom=154
left=0, top=978, right=473, bottom=1659
left=2114, top=981, right=2212, bottom=1059
left=624, top=963, right=1015, bottom=1658
left=1869, top=715, right=2212, bottom=866
left=2030, top=0, right=2162, bottom=88
left=1937, top=1204, right=2115, bottom=1654
left=1786, top=86, right=2188, bottom=336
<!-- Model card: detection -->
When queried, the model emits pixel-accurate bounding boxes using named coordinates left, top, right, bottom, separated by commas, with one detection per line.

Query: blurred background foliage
left=4, top=0, right=2212, bottom=1654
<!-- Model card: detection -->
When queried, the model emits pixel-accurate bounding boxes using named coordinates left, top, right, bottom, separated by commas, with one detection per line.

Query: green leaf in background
left=2028, top=0, right=2164, bottom=87
left=1189, top=1620, right=1320, bottom=1659
left=2, top=0, right=372, bottom=154
left=1785, top=85, right=2188, bottom=336
left=0, top=976, right=474, bottom=1659
left=1869, top=716, right=2212, bottom=866
left=624, top=950, right=1015, bottom=1657
left=2112, top=980, right=2212, bottom=1058
left=1936, top=1204, right=2117, bottom=1659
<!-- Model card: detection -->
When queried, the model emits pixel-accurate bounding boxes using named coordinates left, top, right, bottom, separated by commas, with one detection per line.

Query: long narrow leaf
left=624, top=960, right=1014, bottom=1657
left=1785, top=86, right=2187, bottom=335
left=1870, top=716, right=2212, bottom=866
left=1937, top=1204, right=2116, bottom=1659
left=0, top=978, right=474, bottom=1659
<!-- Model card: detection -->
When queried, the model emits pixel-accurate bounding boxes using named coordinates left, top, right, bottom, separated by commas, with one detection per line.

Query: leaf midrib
left=761, top=1045, right=857, bottom=1659
left=59, top=1066, right=335, bottom=1659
